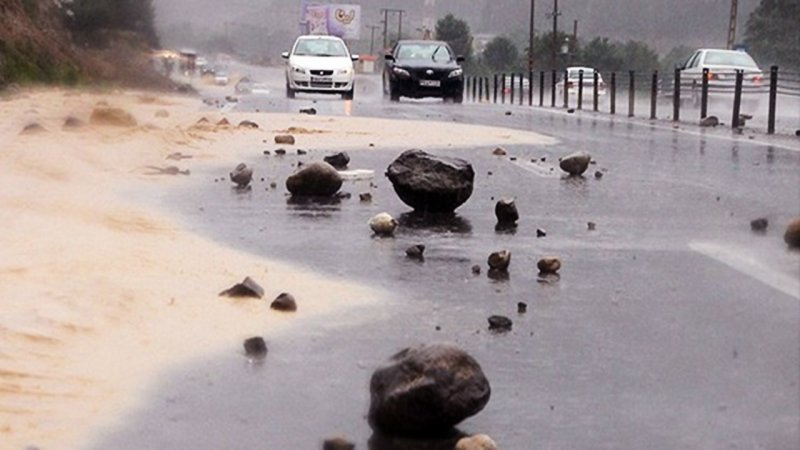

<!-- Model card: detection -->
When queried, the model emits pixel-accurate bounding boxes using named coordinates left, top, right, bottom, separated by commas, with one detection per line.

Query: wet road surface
left=93, top=67, right=800, bottom=449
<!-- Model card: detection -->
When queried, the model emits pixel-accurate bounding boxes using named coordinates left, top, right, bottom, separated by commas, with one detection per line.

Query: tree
left=660, top=45, right=694, bottom=73
left=435, top=14, right=473, bottom=61
left=618, top=40, right=659, bottom=73
left=578, top=37, right=624, bottom=71
left=67, top=0, right=159, bottom=47
left=483, top=36, right=519, bottom=72
left=745, top=0, right=800, bottom=70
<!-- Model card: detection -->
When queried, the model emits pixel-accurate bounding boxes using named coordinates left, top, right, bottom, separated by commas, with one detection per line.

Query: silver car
left=680, top=48, right=764, bottom=108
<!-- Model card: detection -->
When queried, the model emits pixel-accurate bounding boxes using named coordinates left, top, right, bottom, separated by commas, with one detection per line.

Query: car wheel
left=342, top=87, right=354, bottom=100
left=389, top=83, right=400, bottom=102
left=286, top=83, right=295, bottom=99
left=453, top=93, right=463, bottom=104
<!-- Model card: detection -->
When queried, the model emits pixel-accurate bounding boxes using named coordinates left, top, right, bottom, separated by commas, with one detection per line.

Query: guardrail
left=464, top=66, right=800, bottom=135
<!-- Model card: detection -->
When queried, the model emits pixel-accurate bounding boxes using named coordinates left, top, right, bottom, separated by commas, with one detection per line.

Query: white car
left=282, top=35, right=358, bottom=100
left=556, top=67, right=606, bottom=97
left=679, top=48, right=764, bottom=108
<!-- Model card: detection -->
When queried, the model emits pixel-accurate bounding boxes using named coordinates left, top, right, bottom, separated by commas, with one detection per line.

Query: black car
left=383, top=40, right=465, bottom=103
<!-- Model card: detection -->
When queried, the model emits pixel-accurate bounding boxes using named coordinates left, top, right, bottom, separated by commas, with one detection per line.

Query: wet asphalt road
left=94, top=68, right=800, bottom=449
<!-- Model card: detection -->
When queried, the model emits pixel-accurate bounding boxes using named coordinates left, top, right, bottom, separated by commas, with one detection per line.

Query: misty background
left=153, top=0, right=758, bottom=60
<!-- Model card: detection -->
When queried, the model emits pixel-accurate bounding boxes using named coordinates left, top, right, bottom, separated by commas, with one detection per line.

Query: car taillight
left=752, top=75, right=763, bottom=85
left=566, top=81, right=574, bottom=88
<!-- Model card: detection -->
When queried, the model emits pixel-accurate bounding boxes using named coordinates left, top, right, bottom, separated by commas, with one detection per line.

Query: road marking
left=689, top=241, right=800, bottom=300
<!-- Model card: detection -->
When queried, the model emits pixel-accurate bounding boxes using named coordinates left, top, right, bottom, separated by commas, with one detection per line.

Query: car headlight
left=292, top=66, right=307, bottom=74
left=448, top=68, right=463, bottom=78
left=337, top=68, right=352, bottom=75
left=392, top=67, right=410, bottom=77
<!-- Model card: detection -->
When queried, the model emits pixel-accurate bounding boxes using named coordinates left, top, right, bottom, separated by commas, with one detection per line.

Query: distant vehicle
left=282, top=35, right=358, bottom=100
left=502, top=74, right=530, bottom=95
left=678, top=48, right=764, bottom=108
left=235, top=77, right=270, bottom=95
left=383, top=40, right=465, bottom=103
left=214, top=71, right=230, bottom=86
left=556, top=67, right=606, bottom=97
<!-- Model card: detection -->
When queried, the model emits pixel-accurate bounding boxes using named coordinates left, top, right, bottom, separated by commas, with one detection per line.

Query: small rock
left=517, top=302, right=527, bottom=314
left=216, top=118, right=230, bottom=126
left=335, top=191, right=352, bottom=200
left=455, top=434, right=499, bottom=450
left=275, top=149, right=287, bottom=156
left=487, top=250, right=511, bottom=271
left=20, top=122, right=45, bottom=134
left=300, top=107, right=317, bottom=115
left=700, top=116, right=719, bottom=127
left=324, top=152, right=350, bottom=170
left=243, top=337, right=268, bottom=358
left=750, top=218, right=769, bottom=232
left=90, top=107, right=137, bottom=127
left=225, top=96, right=239, bottom=103
left=495, top=198, right=519, bottom=225
left=795, top=130, right=800, bottom=137
left=559, top=151, right=592, bottom=176
left=405, top=244, right=425, bottom=260
left=567, top=108, right=576, bottom=114
left=369, top=212, right=398, bottom=236
left=270, top=182, right=277, bottom=189
left=784, top=217, right=800, bottom=248
left=540, top=156, right=547, bottom=162
left=230, top=163, right=253, bottom=188
left=219, top=277, right=264, bottom=298
left=587, top=221, right=597, bottom=231
left=536, top=228, right=546, bottom=238
left=271, top=292, right=297, bottom=312
left=537, top=257, right=561, bottom=275
left=63, top=116, right=84, bottom=129
left=155, top=109, right=170, bottom=118
left=488, top=315, right=512, bottom=332
left=263, top=150, right=271, bottom=156
left=594, top=170, right=604, bottom=179
left=471, top=265, right=482, bottom=275
left=492, top=147, right=507, bottom=156
left=359, top=192, right=372, bottom=202
left=322, top=436, right=354, bottom=450
left=509, top=156, right=517, bottom=161
left=275, top=135, right=296, bottom=145
left=297, top=149, right=307, bottom=155
left=238, top=120, right=259, bottom=129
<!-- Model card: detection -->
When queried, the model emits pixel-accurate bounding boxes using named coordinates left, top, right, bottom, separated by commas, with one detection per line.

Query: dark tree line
left=66, top=0, right=159, bottom=47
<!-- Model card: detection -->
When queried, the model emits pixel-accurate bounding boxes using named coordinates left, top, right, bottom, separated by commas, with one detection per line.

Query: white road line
left=690, top=241, right=800, bottom=300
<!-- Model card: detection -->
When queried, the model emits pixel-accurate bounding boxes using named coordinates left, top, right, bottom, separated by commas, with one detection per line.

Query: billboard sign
left=301, top=2, right=361, bottom=40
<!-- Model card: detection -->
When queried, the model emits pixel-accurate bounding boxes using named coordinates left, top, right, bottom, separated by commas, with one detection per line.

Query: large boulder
left=286, top=161, right=343, bottom=197
left=368, top=343, right=491, bottom=437
left=559, top=151, right=592, bottom=176
left=785, top=218, right=800, bottom=248
left=386, top=150, right=474, bottom=213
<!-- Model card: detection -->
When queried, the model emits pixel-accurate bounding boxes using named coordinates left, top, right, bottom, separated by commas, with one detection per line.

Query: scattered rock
left=587, top=221, right=597, bottom=231
left=784, top=218, right=800, bottom=248
left=559, top=151, right=592, bottom=176
left=536, top=228, right=547, bottom=238
left=405, top=244, right=425, bottom=260
left=492, top=147, right=507, bottom=156
left=488, top=315, right=512, bottom=332
left=335, top=191, right=352, bottom=200
left=90, top=107, right=137, bottom=127
left=300, top=107, right=317, bottom=115
left=238, top=120, right=259, bottom=129
left=275, top=148, right=287, bottom=156
left=323, top=436, right=354, bottom=450
left=269, top=182, right=277, bottom=189
left=359, top=192, right=372, bottom=203
left=455, top=434, right=499, bottom=450
left=537, top=257, right=562, bottom=275
left=219, top=277, right=264, bottom=298
left=271, top=292, right=297, bottom=312
left=243, top=337, right=268, bottom=358
left=517, top=302, right=527, bottom=314
left=155, top=109, right=170, bottom=118
left=63, top=116, right=84, bottom=129
left=20, top=122, right=45, bottom=134
left=369, top=212, right=398, bottom=236
left=230, top=163, right=253, bottom=188
left=750, top=217, right=769, bottom=232
left=509, top=156, right=517, bottom=161
left=196, top=117, right=210, bottom=124
left=495, top=198, right=518, bottom=225
left=368, top=343, right=491, bottom=436
left=297, top=149, right=308, bottom=155
left=795, top=129, right=800, bottom=137
left=699, top=116, right=719, bottom=127
left=286, top=161, right=343, bottom=196
left=386, top=149, right=475, bottom=213
left=166, top=152, right=192, bottom=161
left=275, top=135, right=296, bottom=145
left=217, top=118, right=231, bottom=127
left=225, top=96, right=238, bottom=103
left=324, top=152, right=350, bottom=170
left=504, top=111, right=512, bottom=116
left=471, top=265, right=482, bottom=275
left=567, top=108, right=576, bottom=114
left=487, top=250, right=511, bottom=271
left=594, top=170, right=604, bottom=179
left=263, top=150, right=271, bottom=156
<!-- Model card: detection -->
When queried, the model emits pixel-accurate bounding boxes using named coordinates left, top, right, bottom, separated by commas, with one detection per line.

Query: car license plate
left=419, top=80, right=441, bottom=87
left=311, top=76, right=331, bottom=83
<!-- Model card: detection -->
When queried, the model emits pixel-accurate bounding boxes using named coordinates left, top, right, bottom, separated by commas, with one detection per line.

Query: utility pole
left=398, top=10, right=405, bottom=41
left=369, top=25, right=381, bottom=55
left=572, top=19, right=578, bottom=53
left=727, top=0, right=738, bottom=49
left=528, top=0, right=535, bottom=73
left=551, top=0, right=561, bottom=69
left=382, top=9, right=389, bottom=50
left=381, top=8, right=406, bottom=50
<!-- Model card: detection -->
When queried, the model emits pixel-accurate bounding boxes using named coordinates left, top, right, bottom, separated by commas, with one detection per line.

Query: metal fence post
left=628, top=70, right=635, bottom=117
left=610, top=72, right=616, bottom=114
left=701, top=68, right=709, bottom=118
left=528, top=70, right=534, bottom=106
left=520, top=73, right=524, bottom=105
left=478, top=76, right=483, bottom=102
left=539, top=71, right=545, bottom=106
left=485, top=77, right=490, bottom=102
left=510, top=73, right=515, bottom=104
left=501, top=73, right=506, bottom=104
left=768, top=66, right=778, bottom=134
left=732, top=69, right=743, bottom=128
left=577, top=69, right=584, bottom=110
left=593, top=71, right=599, bottom=112
left=551, top=70, right=557, bottom=107
left=673, top=68, right=681, bottom=122
left=650, top=70, right=658, bottom=120
left=563, top=69, right=569, bottom=108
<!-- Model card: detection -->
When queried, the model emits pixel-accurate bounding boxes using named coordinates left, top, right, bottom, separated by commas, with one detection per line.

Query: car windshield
left=568, top=68, right=596, bottom=79
left=704, top=51, right=758, bottom=68
left=294, top=39, right=348, bottom=57
left=396, top=44, right=453, bottom=62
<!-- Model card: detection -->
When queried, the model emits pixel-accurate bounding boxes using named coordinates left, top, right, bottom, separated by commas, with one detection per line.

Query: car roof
left=566, top=66, right=597, bottom=71
left=396, top=40, right=449, bottom=46
left=696, top=48, right=752, bottom=55
left=296, top=35, right=344, bottom=42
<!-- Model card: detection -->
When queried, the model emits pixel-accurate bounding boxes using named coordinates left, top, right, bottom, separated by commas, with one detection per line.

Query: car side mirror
left=456, top=56, right=465, bottom=63
left=351, top=54, right=360, bottom=61
left=384, top=54, right=395, bottom=62
left=281, top=52, right=289, bottom=59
